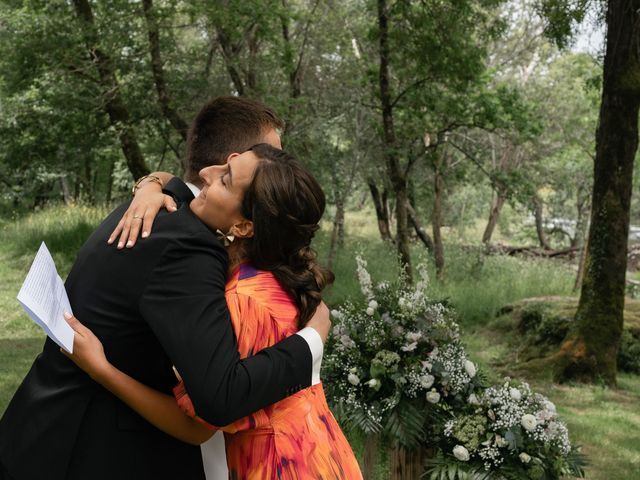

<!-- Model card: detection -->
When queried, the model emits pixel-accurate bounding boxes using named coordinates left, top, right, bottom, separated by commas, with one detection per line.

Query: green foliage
left=450, top=415, right=488, bottom=451
left=616, top=329, right=640, bottom=374
left=348, top=406, right=384, bottom=435
left=518, top=303, right=571, bottom=345
left=507, top=299, right=640, bottom=374
left=385, top=400, right=427, bottom=449
left=427, top=247, right=575, bottom=326
left=534, top=0, right=593, bottom=49
left=425, top=452, right=507, bottom=480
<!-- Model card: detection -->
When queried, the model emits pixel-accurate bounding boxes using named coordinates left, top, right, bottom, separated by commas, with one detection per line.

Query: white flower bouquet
left=433, top=378, right=586, bottom=479
left=323, top=257, right=484, bottom=448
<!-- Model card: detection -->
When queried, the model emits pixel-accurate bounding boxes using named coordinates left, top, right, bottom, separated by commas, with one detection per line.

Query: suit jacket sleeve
left=163, top=177, right=195, bottom=204
left=138, top=233, right=312, bottom=426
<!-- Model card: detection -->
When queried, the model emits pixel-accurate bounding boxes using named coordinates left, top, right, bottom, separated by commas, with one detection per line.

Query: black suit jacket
left=0, top=178, right=312, bottom=480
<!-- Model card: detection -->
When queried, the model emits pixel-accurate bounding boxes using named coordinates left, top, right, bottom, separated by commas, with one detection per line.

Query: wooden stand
left=389, top=444, right=424, bottom=480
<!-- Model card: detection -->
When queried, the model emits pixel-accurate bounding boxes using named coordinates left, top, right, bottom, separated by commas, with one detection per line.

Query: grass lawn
left=463, top=323, right=640, bottom=480
left=1, top=204, right=639, bottom=478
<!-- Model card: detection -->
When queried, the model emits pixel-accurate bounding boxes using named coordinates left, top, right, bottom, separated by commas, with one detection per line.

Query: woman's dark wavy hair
left=240, top=143, right=334, bottom=327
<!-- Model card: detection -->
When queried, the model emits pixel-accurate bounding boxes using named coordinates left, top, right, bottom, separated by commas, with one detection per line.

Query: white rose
left=405, top=331, right=422, bottom=343
left=521, top=414, right=537, bottom=431
left=544, top=400, right=557, bottom=414
left=519, top=452, right=531, bottom=464
left=368, top=300, right=378, bottom=309
left=347, top=373, right=360, bottom=385
left=366, top=307, right=375, bottom=316
left=494, top=434, right=508, bottom=448
left=401, top=342, right=418, bottom=352
left=426, top=389, right=440, bottom=404
left=468, top=393, right=480, bottom=405
left=420, top=374, right=435, bottom=389
left=536, top=409, right=553, bottom=422
left=509, top=388, right=522, bottom=401
left=366, top=378, right=380, bottom=388
left=546, top=421, right=560, bottom=436
left=452, top=445, right=470, bottom=462
left=340, top=335, right=355, bottom=348
left=464, top=360, right=476, bottom=378
left=330, top=309, right=342, bottom=319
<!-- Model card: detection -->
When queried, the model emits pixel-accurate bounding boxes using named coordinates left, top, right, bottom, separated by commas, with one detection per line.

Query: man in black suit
left=0, top=97, right=328, bottom=480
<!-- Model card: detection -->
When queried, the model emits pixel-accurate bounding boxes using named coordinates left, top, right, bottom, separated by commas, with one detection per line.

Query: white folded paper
left=17, top=242, right=74, bottom=353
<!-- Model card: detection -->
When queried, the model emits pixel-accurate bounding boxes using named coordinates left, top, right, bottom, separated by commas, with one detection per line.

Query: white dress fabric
left=200, top=432, right=228, bottom=480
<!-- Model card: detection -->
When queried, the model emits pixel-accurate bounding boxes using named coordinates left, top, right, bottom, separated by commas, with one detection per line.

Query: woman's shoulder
left=226, top=264, right=297, bottom=317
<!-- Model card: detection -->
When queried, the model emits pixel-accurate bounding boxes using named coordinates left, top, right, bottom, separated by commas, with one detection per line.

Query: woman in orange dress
left=63, top=144, right=362, bottom=479
left=174, top=263, right=361, bottom=479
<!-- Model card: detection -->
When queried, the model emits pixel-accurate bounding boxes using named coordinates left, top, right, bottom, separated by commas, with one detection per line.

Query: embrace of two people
left=0, top=97, right=363, bottom=480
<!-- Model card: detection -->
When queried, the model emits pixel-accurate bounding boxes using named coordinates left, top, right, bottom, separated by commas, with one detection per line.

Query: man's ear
left=231, top=219, right=254, bottom=239
left=225, top=152, right=240, bottom=164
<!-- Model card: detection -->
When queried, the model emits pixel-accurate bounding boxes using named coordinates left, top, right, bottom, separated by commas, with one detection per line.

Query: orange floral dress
left=174, top=264, right=362, bottom=479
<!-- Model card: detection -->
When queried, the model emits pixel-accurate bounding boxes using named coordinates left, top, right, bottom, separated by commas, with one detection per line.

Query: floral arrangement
left=435, top=379, right=585, bottom=479
left=323, top=257, right=485, bottom=448
left=323, top=256, right=586, bottom=478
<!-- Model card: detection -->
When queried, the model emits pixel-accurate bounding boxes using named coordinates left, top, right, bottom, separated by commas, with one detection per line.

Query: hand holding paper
left=17, top=242, right=75, bottom=353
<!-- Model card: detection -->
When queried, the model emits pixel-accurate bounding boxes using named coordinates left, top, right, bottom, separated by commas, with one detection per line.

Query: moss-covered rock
left=495, top=296, right=640, bottom=374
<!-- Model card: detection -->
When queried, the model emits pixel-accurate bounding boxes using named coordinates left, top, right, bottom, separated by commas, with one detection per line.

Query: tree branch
left=448, top=140, right=496, bottom=185
left=390, top=77, right=431, bottom=108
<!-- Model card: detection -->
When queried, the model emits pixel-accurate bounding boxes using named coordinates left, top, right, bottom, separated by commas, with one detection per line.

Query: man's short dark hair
left=184, top=96, right=284, bottom=183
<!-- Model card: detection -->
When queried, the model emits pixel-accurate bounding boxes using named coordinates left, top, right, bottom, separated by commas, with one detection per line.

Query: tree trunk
left=72, top=0, right=150, bottom=181
left=216, top=26, right=246, bottom=96
left=482, top=191, right=506, bottom=243
left=60, top=177, right=72, bottom=205
left=574, top=223, right=589, bottom=292
left=280, top=8, right=298, bottom=98
left=327, top=194, right=345, bottom=271
left=432, top=161, right=445, bottom=281
left=407, top=203, right=434, bottom=251
left=105, top=156, right=115, bottom=203
left=553, top=0, right=640, bottom=386
left=368, top=180, right=393, bottom=242
left=83, top=155, right=95, bottom=204
left=534, top=194, right=551, bottom=249
left=572, top=184, right=591, bottom=248
left=142, top=0, right=189, bottom=142
left=338, top=212, right=345, bottom=246
left=246, top=24, right=259, bottom=91
left=377, top=0, right=412, bottom=281
left=394, top=187, right=413, bottom=280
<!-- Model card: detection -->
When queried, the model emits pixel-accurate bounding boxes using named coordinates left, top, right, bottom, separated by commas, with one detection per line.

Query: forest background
left=1, top=0, right=639, bottom=478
